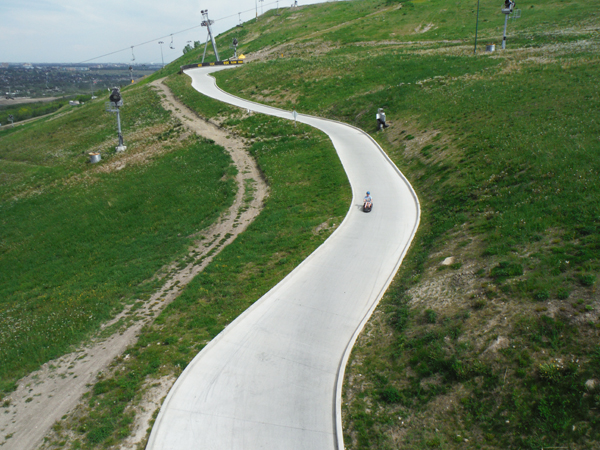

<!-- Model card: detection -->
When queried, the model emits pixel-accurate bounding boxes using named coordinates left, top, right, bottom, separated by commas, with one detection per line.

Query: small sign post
left=293, top=109, right=298, bottom=127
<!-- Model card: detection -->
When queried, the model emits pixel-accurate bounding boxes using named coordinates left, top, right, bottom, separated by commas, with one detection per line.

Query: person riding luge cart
left=363, top=191, right=373, bottom=212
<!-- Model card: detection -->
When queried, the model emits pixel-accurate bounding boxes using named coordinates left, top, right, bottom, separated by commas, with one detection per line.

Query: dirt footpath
left=0, top=79, right=267, bottom=450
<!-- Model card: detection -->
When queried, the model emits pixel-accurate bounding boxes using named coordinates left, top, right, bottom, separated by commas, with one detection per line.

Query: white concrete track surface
left=147, top=66, right=420, bottom=450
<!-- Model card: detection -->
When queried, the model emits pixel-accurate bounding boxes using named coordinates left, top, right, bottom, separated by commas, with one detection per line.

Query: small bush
left=162, top=336, right=178, bottom=345
left=578, top=273, right=596, bottom=287
left=472, top=299, right=487, bottom=310
left=379, top=386, right=402, bottom=403
left=425, top=309, right=437, bottom=324
left=490, top=261, right=524, bottom=280
left=426, top=436, right=441, bottom=448
left=539, top=362, right=563, bottom=382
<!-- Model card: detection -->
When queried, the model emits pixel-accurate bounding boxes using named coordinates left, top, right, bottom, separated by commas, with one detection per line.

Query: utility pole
left=255, top=0, right=258, bottom=18
left=201, top=10, right=220, bottom=62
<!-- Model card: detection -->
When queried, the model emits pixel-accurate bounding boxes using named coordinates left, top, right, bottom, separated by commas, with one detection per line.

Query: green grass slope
left=0, top=84, right=236, bottom=392
left=200, top=0, right=599, bottom=448
left=39, top=75, right=351, bottom=449
left=5, top=0, right=600, bottom=448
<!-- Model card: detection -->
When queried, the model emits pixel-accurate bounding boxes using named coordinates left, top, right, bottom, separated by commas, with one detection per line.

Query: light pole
left=158, top=41, right=165, bottom=68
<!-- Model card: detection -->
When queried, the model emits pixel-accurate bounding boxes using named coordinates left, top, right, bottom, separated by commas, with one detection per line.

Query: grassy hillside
left=0, top=85, right=237, bottom=391
left=39, top=75, right=351, bottom=449
left=4, top=0, right=600, bottom=448
left=205, top=0, right=599, bottom=448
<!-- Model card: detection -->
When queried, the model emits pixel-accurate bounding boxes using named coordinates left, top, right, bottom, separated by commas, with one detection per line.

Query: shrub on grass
left=490, top=261, right=524, bottom=281
left=424, top=309, right=437, bottom=324
left=379, top=386, right=402, bottom=403
left=577, top=273, right=596, bottom=287
left=533, top=290, right=550, bottom=301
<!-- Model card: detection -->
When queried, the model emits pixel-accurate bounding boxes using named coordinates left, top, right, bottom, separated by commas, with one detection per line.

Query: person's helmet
left=366, top=191, right=370, bottom=195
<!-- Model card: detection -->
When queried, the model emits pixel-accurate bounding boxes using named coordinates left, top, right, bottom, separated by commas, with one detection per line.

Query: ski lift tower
left=201, top=10, right=220, bottom=63
left=106, top=87, right=126, bottom=152
left=501, top=0, right=520, bottom=50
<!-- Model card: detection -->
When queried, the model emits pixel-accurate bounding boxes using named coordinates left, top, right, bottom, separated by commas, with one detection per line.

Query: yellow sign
left=239, top=54, right=246, bottom=59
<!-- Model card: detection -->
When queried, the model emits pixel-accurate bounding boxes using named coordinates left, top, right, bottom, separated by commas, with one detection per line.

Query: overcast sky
left=0, top=0, right=328, bottom=64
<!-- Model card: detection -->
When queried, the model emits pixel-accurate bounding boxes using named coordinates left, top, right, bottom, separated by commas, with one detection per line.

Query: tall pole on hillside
left=502, top=12, right=509, bottom=49
left=201, top=10, right=220, bottom=62
left=256, top=0, right=258, bottom=18
left=474, top=0, right=481, bottom=53
left=108, top=87, right=126, bottom=152
left=158, top=41, right=165, bottom=68
left=501, top=0, right=516, bottom=49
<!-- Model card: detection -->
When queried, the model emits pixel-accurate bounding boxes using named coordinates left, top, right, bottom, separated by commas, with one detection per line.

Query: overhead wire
left=78, top=0, right=281, bottom=64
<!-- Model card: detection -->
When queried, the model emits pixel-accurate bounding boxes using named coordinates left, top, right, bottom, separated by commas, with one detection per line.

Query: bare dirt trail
left=0, top=79, right=267, bottom=450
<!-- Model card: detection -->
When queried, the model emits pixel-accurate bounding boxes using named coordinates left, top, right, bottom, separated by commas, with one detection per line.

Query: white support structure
left=201, top=10, right=220, bottom=62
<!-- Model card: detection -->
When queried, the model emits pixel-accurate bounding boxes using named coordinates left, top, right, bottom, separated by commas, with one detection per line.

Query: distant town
left=1, top=62, right=163, bottom=101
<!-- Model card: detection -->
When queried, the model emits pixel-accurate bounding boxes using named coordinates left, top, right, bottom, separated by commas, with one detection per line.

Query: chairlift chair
left=170, top=34, right=175, bottom=50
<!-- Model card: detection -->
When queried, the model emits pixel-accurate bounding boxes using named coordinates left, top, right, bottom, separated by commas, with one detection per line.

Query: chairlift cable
left=77, top=0, right=281, bottom=64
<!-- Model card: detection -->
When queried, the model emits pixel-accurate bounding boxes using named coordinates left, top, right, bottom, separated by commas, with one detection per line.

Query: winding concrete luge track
left=147, top=66, right=420, bottom=450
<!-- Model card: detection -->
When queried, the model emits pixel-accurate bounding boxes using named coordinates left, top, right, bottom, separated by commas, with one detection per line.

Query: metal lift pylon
left=201, top=10, right=220, bottom=63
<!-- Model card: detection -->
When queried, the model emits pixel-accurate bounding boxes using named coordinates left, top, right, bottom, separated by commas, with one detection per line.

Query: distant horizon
left=2, top=62, right=165, bottom=66
left=1, top=0, right=329, bottom=65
